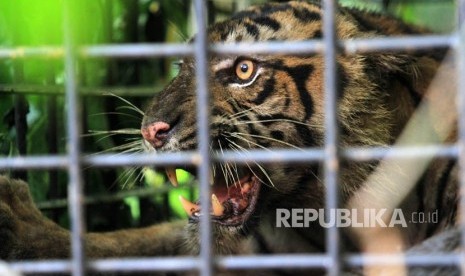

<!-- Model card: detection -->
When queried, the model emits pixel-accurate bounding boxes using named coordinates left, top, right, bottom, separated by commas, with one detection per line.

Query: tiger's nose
left=141, top=121, right=171, bottom=149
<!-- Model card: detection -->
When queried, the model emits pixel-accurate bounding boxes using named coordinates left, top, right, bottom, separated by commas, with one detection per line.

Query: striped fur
left=0, top=1, right=458, bottom=275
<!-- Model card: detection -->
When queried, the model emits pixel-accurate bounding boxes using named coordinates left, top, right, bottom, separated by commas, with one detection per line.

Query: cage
left=0, top=0, right=464, bottom=275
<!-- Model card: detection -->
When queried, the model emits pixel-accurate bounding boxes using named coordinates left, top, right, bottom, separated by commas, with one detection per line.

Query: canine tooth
left=211, top=194, right=224, bottom=216
left=241, top=183, right=251, bottom=193
left=165, top=167, right=178, bottom=187
left=179, top=195, right=200, bottom=216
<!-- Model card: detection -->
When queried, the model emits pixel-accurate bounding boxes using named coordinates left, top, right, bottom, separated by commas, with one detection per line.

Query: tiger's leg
left=0, top=175, right=186, bottom=260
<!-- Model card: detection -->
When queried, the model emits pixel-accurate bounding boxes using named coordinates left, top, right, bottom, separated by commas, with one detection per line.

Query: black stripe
left=266, top=61, right=314, bottom=120
left=394, top=72, right=423, bottom=107
left=252, top=231, right=272, bottom=254
left=211, top=107, right=224, bottom=117
left=295, top=123, right=318, bottom=147
left=344, top=9, right=374, bottom=32
left=259, top=3, right=292, bottom=15
left=270, top=130, right=284, bottom=140
left=241, top=112, right=265, bottom=143
left=431, top=160, right=456, bottom=234
left=252, top=16, right=281, bottom=31
left=292, top=7, right=321, bottom=22
left=230, top=101, right=242, bottom=116
left=243, top=22, right=259, bottom=39
left=257, top=114, right=317, bottom=147
left=284, top=95, right=291, bottom=109
left=217, top=22, right=233, bottom=41
left=311, top=30, right=322, bottom=39
left=231, top=10, right=258, bottom=20
left=337, top=63, right=349, bottom=99
left=178, top=131, right=197, bottom=145
left=252, top=76, right=275, bottom=105
left=415, top=172, right=427, bottom=224
left=283, top=65, right=315, bottom=120
left=345, top=8, right=420, bottom=35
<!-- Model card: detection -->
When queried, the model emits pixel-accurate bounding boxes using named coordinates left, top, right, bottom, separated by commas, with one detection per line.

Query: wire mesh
left=0, top=0, right=463, bottom=275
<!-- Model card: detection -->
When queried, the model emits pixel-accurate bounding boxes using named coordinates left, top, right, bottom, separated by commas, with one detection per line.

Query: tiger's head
left=141, top=1, right=432, bottom=251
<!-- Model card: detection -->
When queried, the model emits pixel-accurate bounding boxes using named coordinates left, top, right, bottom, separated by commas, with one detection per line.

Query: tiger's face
left=141, top=1, right=412, bottom=243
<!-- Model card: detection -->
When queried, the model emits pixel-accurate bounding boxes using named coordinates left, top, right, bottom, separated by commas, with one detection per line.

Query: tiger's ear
left=402, top=55, right=444, bottom=98
left=368, top=52, right=446, bottom=99
left=375, top=51, right=457, bottom=142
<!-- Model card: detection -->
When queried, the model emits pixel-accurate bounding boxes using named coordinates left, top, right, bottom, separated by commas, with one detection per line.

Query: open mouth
left=164, top=167, right=261, bottom=226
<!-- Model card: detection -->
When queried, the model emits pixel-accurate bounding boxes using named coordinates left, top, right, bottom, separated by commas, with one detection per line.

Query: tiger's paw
left=0, top=175, right=69, bottom=260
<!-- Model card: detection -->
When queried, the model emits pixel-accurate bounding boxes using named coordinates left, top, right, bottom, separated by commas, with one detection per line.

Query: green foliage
left=389, top=2, right=456, bottom=32
left=0, top=0, right=192, bottom=230
left=340, top=0, right=456, bottom=32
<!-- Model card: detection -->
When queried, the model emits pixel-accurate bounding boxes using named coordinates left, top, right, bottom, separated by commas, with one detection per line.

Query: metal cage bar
left=322, top=0, right=340, bottom=275
left=193, top=0, right=214, bottom=275
left=0, top=35, right=454, bottom=59
left=8, top=252, right=463, bottom=274
left=458, top=0, right=465, bottom=274
left=0, top=145, right=459, bottom=171
left=62, top=1, right=86, bottom=275
left=0, top=1, right=463, bottom=275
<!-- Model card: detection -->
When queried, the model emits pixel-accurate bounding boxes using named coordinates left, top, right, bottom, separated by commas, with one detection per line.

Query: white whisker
left=226, top=139, right=276, bottom=189
left=230, top=132, right=303, bottom=150
left=104, top=93, right=145, bottom=116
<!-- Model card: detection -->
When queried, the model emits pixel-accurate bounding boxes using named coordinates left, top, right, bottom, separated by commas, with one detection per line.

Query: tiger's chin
left=164, top=166, right=262, bottom=227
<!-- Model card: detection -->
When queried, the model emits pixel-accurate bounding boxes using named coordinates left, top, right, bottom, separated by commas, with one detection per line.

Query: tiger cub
left=0, top=1, right=458, bottom=275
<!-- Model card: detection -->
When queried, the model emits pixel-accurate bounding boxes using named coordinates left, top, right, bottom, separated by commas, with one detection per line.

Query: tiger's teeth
left=165, top=167, right=178, bottom=187
left=211, top=194, right=224, bottom=216
left=241, top=183, right=251, bottom=194
left=179, top=195, right=200, bottom=216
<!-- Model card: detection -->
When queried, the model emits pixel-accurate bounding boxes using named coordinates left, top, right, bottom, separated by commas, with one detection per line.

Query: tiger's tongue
left=165, top=168, right=252, bottom=218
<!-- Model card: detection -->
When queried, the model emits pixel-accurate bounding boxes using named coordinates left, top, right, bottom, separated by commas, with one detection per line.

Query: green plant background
left=0, top=0, right=457, bottom=231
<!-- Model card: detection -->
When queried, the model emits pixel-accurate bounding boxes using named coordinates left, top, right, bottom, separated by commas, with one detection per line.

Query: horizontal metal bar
left=35, top=145, right=457, bottom=209
left=7, top=253, right=460, bottom=274
left=0, top=156, right=69, bottom=169
left=9, top=260, right=72, bottom=274
left=343, top=34, right=455, bottom=54
left=83, top=151, right=201, bottom=167
left=88, top=257, right=199, bottom=273
left=345, top=253, right=459, bottom=267
left=0, top=145, right=458, bottom=170
left=0, top=84, right=163, bottom=96
left=0, top=46, right=63, bottom=59
left=343, top=145, right=458, bottom=161
left=81, top=43, right=194, bottom=58
left=211, top=40, right=325, bottom=55
left=217, top=148, right=325, bottom=163
left=217, top=254, right=330, bottom=269
left=9, top=257, right=200, bottom=274
left=85, top=146, right=456, bottom=167
left=204, top=35, right=455, bottom=56
left=0, top=34, right=455, bottom=60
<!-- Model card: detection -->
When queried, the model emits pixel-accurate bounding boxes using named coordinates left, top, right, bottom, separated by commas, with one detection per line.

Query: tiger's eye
left=235, top=59, right=255, bottom=81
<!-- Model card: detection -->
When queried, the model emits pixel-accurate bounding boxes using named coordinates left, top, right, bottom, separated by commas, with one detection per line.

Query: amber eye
left=235, top=59, right=256, bottom=81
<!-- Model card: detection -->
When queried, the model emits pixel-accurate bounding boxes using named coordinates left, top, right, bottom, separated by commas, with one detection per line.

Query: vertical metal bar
left=193, top=0, right=213, bottom=275
left=457, top=0, right=465, bottom=273
left=63, top=1, right=86, bottom=276
left=322, top=0, right=340, bottom=275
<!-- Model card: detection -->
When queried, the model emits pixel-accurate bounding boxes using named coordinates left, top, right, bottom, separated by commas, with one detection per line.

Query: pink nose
left=141, top=121, right=170, bottom=149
